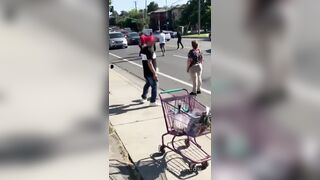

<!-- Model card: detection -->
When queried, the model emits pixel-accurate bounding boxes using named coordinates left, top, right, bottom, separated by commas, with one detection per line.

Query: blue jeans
left=142, top=76, right=157, bottom=103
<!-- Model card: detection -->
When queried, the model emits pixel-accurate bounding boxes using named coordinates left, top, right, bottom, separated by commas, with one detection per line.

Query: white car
left=109, top=32, right=128, bottom=49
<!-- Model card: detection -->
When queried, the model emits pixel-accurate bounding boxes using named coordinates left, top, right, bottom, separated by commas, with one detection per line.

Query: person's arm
left=148, top=59, right=158, bottom=81
left=199, top=49, right=203, bottom=63
left=187, top=58, right=192, bottom=72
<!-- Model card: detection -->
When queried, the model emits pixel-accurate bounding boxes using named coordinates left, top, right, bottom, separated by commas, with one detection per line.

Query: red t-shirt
left=148, top=35, right=155, bottom=43
left=140, top=34, right=146, bottom=45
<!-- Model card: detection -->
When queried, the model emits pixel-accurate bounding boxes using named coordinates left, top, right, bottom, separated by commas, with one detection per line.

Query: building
left=148, top=5, right=186, bottom=31
left=148, top=8, right=167, bottom=31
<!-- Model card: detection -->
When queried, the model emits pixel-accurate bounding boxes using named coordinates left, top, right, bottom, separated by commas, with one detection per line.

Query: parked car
left=109, top=32, right=128, bottom=49
left=120, top=30, right=130, bottom=38
left=153, top=31, right=171, bottom=42
left=168, top=31, right=177, bottom=38
left=127, top=32, right=140, bottom=45
left=142, top=28, right=153, bottom=36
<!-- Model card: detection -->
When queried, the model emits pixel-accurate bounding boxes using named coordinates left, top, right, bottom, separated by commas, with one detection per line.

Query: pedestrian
left=139, top=32, right=146, bottom=56
left=149, top=32, right=156, bottom=52
left=141, top=37, right=159, bottom=106
left=187, top=40, right=203, bottom=96
left=176, top=31, right=184, bottom=49
left=159, top=30, right=166, bottom=56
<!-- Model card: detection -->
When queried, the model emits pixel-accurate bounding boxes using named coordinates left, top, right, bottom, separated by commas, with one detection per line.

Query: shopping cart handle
left=160, top=88, right=187, bottom=94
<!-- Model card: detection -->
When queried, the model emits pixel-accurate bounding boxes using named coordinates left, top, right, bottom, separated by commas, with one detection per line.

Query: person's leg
left=177, top=40, right=179, bottom=49
left=154, top=43, right=156, bottom=51
left=142, top=77, right=150, bottom=99
left=180, top=41, right=184, bottom=49
left=161, top=44, right=165, bottom=55
left=189, top=66, right=197, bottom=94
left=146, top=76, right=157, bottom=103
left=196, top=64, right=203, bottom=93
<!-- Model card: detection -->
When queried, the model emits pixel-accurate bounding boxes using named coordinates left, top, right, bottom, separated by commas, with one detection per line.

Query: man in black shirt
left=176, top=31, right=184, bottom=49
left=141, top=40, right=159, bottom=106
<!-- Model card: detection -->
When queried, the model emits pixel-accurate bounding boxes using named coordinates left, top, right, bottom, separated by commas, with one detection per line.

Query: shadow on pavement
left=109, top=101, right=150, bottom=116
left=109, top=159, right=138, bottom=180
left=136, top=151, right=200, bottom=180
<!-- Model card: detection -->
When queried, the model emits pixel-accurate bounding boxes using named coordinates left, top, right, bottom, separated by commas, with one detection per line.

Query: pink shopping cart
left=158, top=88, right=211, bottom=172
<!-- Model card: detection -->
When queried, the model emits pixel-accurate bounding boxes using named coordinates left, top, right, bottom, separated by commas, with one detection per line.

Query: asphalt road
left=109, top=38, right=212, bottom=107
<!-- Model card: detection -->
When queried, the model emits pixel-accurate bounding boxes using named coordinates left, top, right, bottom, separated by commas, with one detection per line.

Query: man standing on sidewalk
left=176, top=31, right=184, bottom=49
left=141, top=38, right=159, bottom=106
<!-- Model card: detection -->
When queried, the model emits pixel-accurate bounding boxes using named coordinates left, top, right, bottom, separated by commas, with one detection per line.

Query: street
left=109, top=38, right=212, bottom=106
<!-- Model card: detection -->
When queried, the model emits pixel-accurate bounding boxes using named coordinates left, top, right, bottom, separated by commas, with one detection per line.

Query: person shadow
left=109, top=99, right=151, bottom=116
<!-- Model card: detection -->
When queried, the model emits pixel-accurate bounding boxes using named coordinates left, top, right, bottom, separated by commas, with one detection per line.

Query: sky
left=111, top=0, right=189, bottom=12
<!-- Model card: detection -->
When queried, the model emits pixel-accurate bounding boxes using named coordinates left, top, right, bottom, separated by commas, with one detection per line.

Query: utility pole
left=134, top=1, right=137, bottom=11
left=198, top=0, right=201, bottom=34
left=165, top=0, right=168, bottom=30
left=145, top=0, right=147, bottom=28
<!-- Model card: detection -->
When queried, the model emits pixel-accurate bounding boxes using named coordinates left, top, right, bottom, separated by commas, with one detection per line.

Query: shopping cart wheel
left=184, top=139, right=190, bottom=148
left=158, top=145, right=165, bottom=155
left=201, top=161, right=209, bottom=170
left=189, top=163, right=198, bottom=172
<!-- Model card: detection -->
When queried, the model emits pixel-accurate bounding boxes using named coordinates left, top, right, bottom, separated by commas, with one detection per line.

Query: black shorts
left=160, top=43, right=165, bottom=48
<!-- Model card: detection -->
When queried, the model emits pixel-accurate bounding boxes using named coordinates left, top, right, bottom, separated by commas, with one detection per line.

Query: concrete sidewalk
left=109, top=66, right=211, bottom=180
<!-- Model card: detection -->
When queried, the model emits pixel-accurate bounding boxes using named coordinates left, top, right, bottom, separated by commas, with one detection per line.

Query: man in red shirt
left=139, top=32, right=146, bottom=56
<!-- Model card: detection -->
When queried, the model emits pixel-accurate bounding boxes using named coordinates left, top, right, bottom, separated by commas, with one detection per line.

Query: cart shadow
left=135, top=151, right=200, bottom=180
left=109, top=100, right=150, bottom=116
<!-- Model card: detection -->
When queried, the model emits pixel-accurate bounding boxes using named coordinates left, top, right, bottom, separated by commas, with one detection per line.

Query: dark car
left=127, top=32, right=140, bottom=45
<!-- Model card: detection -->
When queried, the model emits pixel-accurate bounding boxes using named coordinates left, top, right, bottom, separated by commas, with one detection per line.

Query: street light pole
left=198, top=0, right=200, bottom=34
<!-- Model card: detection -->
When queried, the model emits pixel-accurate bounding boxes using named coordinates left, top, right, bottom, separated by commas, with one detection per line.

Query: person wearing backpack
left=187, top=41, right=203, bottom=96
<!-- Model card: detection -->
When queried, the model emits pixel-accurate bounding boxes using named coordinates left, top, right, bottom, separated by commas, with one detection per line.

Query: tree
left=179, top=0, right=211, bottom=33
left=116, top=9, right=144, bottom=32
left=120, top=11, right=128, bottom=17
left=147, top=1, right=159, bottom=13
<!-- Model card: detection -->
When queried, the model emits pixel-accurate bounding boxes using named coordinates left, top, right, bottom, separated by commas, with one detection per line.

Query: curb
left=109, top=123, right=143, bottom=180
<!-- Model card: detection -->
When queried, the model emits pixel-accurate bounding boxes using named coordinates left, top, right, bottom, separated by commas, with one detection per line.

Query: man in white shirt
left=159, top=30, right=166, bottom=56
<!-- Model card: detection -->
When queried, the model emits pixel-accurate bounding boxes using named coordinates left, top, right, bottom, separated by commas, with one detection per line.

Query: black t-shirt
left=177, top=32, right=182, bottom=39
left=141, top=46, right=157, bottom=77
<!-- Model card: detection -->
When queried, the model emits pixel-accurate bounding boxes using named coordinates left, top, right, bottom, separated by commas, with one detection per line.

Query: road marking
left=109, top=53, right=212, bottom=95
left=173, top=55, right=187, bottom=59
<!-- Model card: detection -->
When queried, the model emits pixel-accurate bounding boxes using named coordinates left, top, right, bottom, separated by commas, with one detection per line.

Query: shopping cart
left=158, top=88, right=211, bottom=172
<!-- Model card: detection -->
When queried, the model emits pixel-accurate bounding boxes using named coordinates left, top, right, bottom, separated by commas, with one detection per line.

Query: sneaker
left=150, top=102, right=160, bottom=107
left=189, top=92, right=197, bottom=96
left=197, top=90, right=201, bottom=94
left=141, top=95, right=147, bottom=101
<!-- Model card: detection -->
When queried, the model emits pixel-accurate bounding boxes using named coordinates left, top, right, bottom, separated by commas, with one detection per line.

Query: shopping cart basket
left=158, top=88, right=211, bottom=172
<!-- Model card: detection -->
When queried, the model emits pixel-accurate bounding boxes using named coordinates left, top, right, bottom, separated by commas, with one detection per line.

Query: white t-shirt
left=159, top=33, right=166, bottom=44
